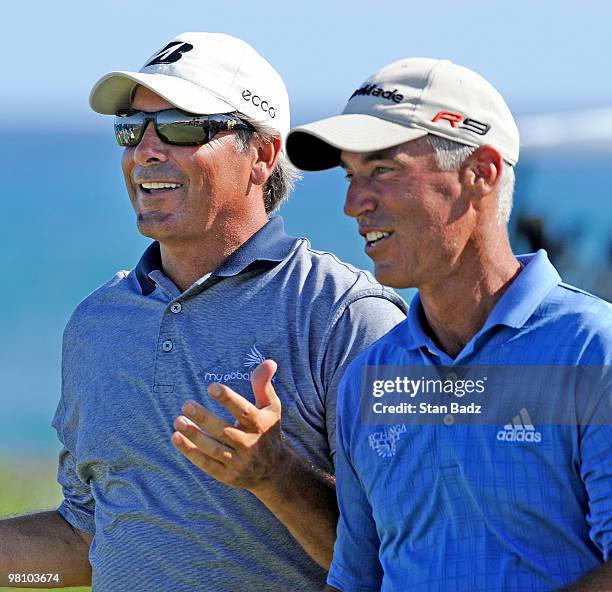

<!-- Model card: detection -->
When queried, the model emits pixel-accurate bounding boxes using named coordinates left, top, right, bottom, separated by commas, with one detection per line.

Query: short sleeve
left=327, top=371, right=383, bottom=592
left=321, top=293, right=406, bottom=463
left=55, top=445, right=96, bottom=535
left=51, top=322, right=96, bottom=535
left=579, top=366, right=612, bottom=559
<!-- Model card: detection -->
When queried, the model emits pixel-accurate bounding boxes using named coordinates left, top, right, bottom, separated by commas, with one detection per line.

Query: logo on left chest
left=368, top=424, right=407, bottom=458
left=202, top=343, right=275, bottom=384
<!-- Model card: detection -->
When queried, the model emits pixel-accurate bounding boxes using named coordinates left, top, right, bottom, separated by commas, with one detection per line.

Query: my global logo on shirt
left=203, top=344, right=273, bottom=384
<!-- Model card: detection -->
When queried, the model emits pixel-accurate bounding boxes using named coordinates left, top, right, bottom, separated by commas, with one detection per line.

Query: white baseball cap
left=286, top=58, right=519, bottom=170
left=90, top=32, right=290, bottom=139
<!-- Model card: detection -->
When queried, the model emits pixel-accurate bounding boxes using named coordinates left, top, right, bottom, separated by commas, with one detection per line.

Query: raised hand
left=171, top=359, right=288, bottom=493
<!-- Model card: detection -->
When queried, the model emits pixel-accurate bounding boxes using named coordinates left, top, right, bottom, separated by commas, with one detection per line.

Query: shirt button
left=170, top=302, right=182, bottom=314
left=162, top=339, right=173, bottom=352
left=443, top=414, right=454, bottom=427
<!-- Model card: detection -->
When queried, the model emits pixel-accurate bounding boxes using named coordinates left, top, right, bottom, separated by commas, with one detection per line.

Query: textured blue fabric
left=52, top=217, right=407, bottom=592
left=329, top=250, right=612, bottom=592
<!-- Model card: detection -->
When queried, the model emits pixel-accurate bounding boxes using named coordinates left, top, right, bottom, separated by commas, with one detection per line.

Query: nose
left=132, top=122, right=168, bottom=165
left=344, top=176, right=377, bottom=219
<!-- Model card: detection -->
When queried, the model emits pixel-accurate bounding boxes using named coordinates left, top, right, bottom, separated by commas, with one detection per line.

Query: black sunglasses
left=114, top=108, right=253, bottom=147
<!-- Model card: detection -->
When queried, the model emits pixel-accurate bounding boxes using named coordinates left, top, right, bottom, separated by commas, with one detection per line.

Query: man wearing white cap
left=286, top=59, right=612, bottom=591
left=0, top=34, right=406, bottom=590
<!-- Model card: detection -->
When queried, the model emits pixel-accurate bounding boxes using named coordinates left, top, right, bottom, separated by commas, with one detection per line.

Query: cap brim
left=89, top=71, right=235, bottom=115
left=286, top=113, right=428, bottom=171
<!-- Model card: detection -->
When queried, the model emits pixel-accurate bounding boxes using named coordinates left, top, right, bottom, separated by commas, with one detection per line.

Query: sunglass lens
left=113, top=109, right=248, bottom=147
left=114, top=112, right=145, bottom=147
left=157, top=111, right=208, bottom=145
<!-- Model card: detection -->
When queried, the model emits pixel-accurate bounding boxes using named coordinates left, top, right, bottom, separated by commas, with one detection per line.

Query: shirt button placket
left=153, top=302, right=181, bottom=393
left=444, top=371, right=457, bottom=428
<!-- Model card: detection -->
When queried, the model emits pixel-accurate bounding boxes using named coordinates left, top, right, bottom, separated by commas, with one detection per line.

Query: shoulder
left=555, top=282, right=612, bottom=312
left=532, top=282, right=612, bottom=364
left=64, top=269, right=138, bottom=337
left=543, top=282, right=611, bottom=331
left=340, top=319, right=410, bottom=387
left=288, top=238, right=408, bottom=317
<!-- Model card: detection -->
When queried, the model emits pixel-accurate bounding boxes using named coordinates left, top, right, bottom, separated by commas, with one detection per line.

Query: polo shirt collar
left=134, top=216, right=296, bottom=295
left=135, top=242, right=161, bottom=296
left=482, top=250, right=561, bottom=330
left=402, top=250, right=561, bottom=353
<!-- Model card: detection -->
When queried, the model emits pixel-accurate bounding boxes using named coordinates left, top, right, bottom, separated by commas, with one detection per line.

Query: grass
left=0, top=457, right=90, bottom=591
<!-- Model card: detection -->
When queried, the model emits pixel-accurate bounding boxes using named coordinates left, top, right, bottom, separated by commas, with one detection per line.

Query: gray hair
left=425, top=135, right=515, bottom=224
left=233, top=115, right=301, bottom=214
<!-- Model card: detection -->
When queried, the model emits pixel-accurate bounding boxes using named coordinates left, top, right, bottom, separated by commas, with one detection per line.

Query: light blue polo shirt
left=329, top=250, right=612, bottom=592
left=52, top=217, right=407, bottom=592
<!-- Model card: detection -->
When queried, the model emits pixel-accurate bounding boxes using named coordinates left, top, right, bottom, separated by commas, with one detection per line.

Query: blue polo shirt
left=329, top=251, right=612, bottom=592
left=53, top=217, right=407, bottom=592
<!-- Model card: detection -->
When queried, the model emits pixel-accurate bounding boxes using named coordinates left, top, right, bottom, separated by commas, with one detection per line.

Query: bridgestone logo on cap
left=145, top=42, right=194, bottom=67
left=349, top=84, right=404, bottom=104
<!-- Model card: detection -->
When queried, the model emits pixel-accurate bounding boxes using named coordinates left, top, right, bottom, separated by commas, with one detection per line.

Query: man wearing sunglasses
left=0, top=34, right=406, bottom=590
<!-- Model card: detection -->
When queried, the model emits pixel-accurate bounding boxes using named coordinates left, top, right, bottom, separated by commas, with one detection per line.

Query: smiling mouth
left=139, top=182, right=184, bottom=194
left=365, top=231, right=392, bottom=247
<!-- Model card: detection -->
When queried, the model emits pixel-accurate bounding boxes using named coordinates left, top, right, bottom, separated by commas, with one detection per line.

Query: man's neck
left=159, top=219, right=268, bottom=292
left=419, top=241, right=521, bottom=359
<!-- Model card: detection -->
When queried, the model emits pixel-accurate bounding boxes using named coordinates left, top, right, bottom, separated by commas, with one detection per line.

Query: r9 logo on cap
left=432, top=111, right=490, bottom=136
left=241, top=89, right=276, bottom=118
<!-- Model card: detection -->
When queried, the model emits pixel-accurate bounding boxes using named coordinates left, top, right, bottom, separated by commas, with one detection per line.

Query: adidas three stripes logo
left=496, top=408, right=543, bottom=443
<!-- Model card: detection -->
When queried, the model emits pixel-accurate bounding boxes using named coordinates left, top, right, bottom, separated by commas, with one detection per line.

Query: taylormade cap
left=90, top=32, right=290, bottom=139
left=286, top=58, right=519, bottom=171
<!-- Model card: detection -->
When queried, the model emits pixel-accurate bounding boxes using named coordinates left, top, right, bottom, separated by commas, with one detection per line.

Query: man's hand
left=171, top=358, right=339, bottom=569
left=171, top=359, right=287, bottom=494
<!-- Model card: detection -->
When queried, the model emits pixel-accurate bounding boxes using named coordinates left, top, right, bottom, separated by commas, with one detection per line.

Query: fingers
left=180, top=359, right=281, bottom=438
left=181, top=400, right=242, bottom=441
left=251, top=360, right=281, bottom=412
left=173, top=416, right=235, bottom=463
left=171, top=431, right=226, bottom=476
left=207, top=383, right=261, bottom=430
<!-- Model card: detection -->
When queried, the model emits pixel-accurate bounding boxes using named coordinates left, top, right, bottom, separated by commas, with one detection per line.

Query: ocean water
left=0, top=132, right=610, bottom=458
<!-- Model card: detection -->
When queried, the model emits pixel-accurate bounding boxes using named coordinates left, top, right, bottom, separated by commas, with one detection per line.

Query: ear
left=461, top=145, right=503, bottom=200
left=250, top=135, right=282, bottom=187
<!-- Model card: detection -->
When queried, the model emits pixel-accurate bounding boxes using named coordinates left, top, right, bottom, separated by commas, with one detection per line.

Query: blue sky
left=5, top=0, right=612, bottom=129
left=1, top=1, right=611, bottom=457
